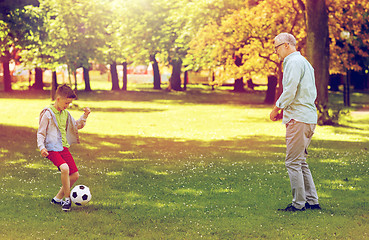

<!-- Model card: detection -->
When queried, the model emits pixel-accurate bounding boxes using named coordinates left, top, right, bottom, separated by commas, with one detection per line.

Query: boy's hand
left=83, top=107, right=91, bottom=117
left=41, top=148, right=49, bottom=158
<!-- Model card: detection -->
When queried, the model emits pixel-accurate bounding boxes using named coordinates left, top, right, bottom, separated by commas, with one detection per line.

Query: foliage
left=0, top=0, right=39, bottom=15
left=0, top=4, right=44, bottom=91
left=187, top=0, right=306, bottom=82
left=2, top=0, right=369, bottom=93
left=95, top=0, right=131, bottom=66
left=121, top=0, right=169, bottom=65
left=188, top=0, right=369, bottom=80
left=40, top=0, right=108, bottom=73
left=17, top=4, right=57, bottom=70
left=328, top=0, right=369, bottom=73
left=0, top=7, right=42, bottom=61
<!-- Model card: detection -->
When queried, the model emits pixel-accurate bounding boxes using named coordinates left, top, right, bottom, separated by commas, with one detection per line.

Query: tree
left=45, top=0, right=108, bottom=91
left=18, top=1, right=74, bottom=97
left=0, top=3, right=41, bottom=91
left=188, top=0, right=369, bottom=124
left=96, top=0, right=131, bottom=91
left=188, top=0, right=305, bottom=95
left=168, top=0, right=246, bottom=91
left=122, top=0, right=170, bottom=90
left=0, top=0, right=39, bottom=14
left=328, top=0, right=369, bottom=74
left=304, top=0, right=330, bottom=124
left=122, top=0, right=244, bottom=91
left=305, top=0, right=369, bottom=123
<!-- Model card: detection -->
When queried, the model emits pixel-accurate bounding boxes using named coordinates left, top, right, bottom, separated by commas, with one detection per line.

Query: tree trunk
left=233, top=78, right=245, bottom=92
left=2, top=60, right=12, bottom=92
left=233, top=53, right=245, bottom=92
left=276, top=62, right=283, bottom=100
left=28, top=70, right=32, bottom=88
left=73, top=70, right=78, bottom=93
left=122, top=62, right=127, bottom=91
left=34, top=67, right=43, bottom=90
left=264, top=75, right=278, bottom=104
left=83, top=66, right=92, bottom=91
left=169, top=59, right=182, bottom=91
left=150, top=55, right=161, bottom=90
left=110, top=62, right=119, bottom=90
left=183, top=70, right=188, bottom=91
left=51, top=71, right=58, bottom=100
left=211, top=70, right=215, bottom=90
left=306, top=0, right=330, bottom=125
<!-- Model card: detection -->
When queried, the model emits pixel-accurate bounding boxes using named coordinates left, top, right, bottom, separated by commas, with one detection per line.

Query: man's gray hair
left=275, top=33, right=297, bottom=46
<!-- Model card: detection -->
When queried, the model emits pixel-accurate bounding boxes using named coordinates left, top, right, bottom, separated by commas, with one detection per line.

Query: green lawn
left=1, top=85, right=369, bottom=239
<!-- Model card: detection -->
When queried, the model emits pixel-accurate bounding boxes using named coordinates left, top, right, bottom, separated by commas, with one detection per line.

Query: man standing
left=270, top=33, right=321, bottom=212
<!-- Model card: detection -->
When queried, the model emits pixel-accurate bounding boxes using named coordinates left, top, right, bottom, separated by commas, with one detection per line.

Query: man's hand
left=270, top=106, right=282, bottom=121
left=83, top=107, right=91, bottom=117
left=41, top=148, right=49, bottom=158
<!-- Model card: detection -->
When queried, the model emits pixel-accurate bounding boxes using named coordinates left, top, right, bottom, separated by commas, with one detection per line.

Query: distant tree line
left=1, top=0, right=368, bottom=123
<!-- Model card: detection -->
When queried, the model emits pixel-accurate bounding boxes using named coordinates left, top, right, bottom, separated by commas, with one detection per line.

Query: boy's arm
left=40, top=148, right=49, bottom=157
left=75, top=107, right=91, bottom=129
left=37, top=111, right=49, bottom=152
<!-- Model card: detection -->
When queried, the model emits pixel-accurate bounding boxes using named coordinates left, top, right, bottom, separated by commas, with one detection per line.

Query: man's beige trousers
left=285, top=119, right=319, bottom=209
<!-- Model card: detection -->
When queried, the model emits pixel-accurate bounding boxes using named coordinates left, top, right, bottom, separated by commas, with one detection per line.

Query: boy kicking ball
left=37, top=84, right=91, bottom=212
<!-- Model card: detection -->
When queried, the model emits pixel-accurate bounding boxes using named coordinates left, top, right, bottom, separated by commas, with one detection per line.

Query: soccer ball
left=71, top=185, right=92, bottom=206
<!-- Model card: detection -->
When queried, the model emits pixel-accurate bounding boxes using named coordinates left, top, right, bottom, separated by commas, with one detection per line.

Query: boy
left=37, top=84, right=91, bottom=212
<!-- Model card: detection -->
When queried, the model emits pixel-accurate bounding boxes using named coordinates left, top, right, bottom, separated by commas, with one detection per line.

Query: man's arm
left=275, top=60, right=302, bottom=109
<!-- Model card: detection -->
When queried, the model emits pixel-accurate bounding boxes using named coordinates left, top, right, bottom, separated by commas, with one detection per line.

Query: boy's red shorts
left=47, top=147, right=78, bottom=175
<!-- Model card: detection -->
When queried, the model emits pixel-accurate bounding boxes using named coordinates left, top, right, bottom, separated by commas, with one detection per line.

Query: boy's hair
left=55, top=84, right=77, bottom=98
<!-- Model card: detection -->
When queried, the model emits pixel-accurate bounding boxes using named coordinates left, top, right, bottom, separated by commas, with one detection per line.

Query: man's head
left=274, top=33, right=297, bottom=61
left=54, top=84, right=77, bottom=111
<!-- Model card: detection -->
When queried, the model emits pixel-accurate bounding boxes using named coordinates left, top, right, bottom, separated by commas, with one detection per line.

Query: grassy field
left=0, top=84, right=369, bottom=239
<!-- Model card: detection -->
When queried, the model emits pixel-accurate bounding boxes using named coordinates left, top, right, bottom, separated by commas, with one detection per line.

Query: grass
left=0, top=84, right=369, bottom=239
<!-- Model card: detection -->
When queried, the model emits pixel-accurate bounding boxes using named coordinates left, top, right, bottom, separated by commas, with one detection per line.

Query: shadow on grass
left=1, top=124, right=369, bottom=238
left=0, top=88, right=267, bottom=106
left=1, top=123, right=367, bottom=172
left=69, top=105, right=167, bottom=113
left=1, top=123, right=368, bottom=190
left=0, top=124, right=368, bottom=215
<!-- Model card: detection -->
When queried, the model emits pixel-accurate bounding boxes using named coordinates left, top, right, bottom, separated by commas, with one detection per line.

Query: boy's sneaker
left=62, top=200, right=71, bottom=212
left=305, top=202, right=321, bottom=210
left=51, top=198, right=63, bottom=206
left=278, top=203, right=305, bottom=212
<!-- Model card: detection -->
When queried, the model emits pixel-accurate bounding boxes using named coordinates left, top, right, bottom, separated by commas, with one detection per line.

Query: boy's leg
left=59, top=163, right=73, bottom=211
left=55, top=171, right=80, bottom=199
left=55, top=148, right=79, bottom=199
left=48, top=151, right=68, bottom=202
left=59, top=163, right=71, bottom=198
left=70, top=171, right=80, bottom=186
left=57, top=169, right=80, bottom=212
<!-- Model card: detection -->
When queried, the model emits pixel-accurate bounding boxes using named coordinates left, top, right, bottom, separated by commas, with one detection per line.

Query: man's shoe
left=62, top=200, right=71, bottom=212
left=305, top=202, right=321, bottom=210
left=51, top=198, right=63, bottom=206
left=278, top=203, right=305, bottom=212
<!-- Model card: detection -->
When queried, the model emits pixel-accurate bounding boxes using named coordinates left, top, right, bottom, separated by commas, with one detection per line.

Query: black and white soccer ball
left=71, top=185, right=92, bottom=206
